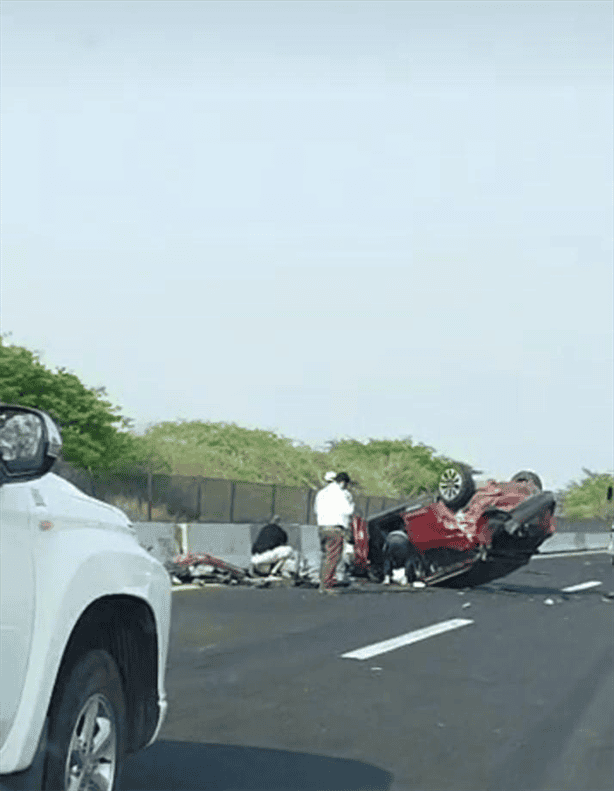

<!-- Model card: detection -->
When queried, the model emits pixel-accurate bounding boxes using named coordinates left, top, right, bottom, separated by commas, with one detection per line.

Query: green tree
left=141, top=420, right=324, bottom=488
left=560, top=470, right=614, bottom=520
left=142, top=422, right=457, bottom=497
left=0, top=337, right=150, bottom=472
left=322, top=437, right=453, bottom=497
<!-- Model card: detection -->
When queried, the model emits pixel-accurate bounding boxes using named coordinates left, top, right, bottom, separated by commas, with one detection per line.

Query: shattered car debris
left=351, top=466, right=556, bottom=587
left=167, top=552, right=250, bottom=584
left=166, top=551, right=320, bottom=587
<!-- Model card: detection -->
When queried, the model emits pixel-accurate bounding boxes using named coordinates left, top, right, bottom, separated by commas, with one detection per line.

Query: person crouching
left=251, top=517, right=297, bottom=578
left=382, top=529, right=423, bottom=586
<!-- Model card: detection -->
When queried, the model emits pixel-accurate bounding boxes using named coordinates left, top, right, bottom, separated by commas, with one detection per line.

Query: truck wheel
left=43, top=649, right=126, bottom=791
left=511, top=470, right=542, bottom=491
left=438, top=466, right=475, bottom=511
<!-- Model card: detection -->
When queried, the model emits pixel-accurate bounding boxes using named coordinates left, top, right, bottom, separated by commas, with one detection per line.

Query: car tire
left=510, top=470, right=542, bottom=491
left=438, top=466, right=475, bottom=511
left=43, top=649, right=126, bottom=791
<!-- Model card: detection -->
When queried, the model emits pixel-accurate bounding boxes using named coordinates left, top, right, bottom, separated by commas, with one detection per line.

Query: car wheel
left=43, top=649, right=126, bottom=791
left=438, top=466, right=475, bottom=511
left=510, top=470, right=542, bottom=491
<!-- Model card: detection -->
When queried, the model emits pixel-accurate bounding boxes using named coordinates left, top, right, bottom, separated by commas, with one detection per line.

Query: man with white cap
left=314, top=471, right=357, bottom=594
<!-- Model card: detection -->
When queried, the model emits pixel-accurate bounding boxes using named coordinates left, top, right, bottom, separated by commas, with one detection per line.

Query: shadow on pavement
left=120, top=740, right=393, bottom=791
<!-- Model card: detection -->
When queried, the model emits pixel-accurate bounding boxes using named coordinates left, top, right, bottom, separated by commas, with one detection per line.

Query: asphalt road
left=121, top=555, right=614, bottom=791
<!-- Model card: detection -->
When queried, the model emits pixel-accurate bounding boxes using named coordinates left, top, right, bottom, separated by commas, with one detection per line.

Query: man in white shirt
left=314, top=471, right=356, bottom=593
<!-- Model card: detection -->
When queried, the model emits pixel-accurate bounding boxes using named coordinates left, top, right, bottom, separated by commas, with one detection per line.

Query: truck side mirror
left=0, top=405, right=62, bottom=484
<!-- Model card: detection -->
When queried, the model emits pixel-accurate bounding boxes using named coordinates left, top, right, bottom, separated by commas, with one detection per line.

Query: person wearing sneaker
left=382, top=530, right=414, bottom=585
left=251, top=516, right=298, bottom=578
left=314, top=471, right=357, bottom=593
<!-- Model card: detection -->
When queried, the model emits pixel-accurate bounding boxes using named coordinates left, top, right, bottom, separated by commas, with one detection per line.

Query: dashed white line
left=561, top=580, right=602, bottom=593
left=341, top=618, right=474, bottom=661
left=534, top=550, right=609, bottom=559
left=171, top=583, right=226, bottom=591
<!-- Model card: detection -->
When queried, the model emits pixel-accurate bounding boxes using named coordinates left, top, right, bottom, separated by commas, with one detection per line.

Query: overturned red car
left=351, top=467, right=556, bottom=587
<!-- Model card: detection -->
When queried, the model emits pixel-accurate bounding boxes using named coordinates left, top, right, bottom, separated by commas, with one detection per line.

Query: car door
left=0, top=481, right=36, bottom=751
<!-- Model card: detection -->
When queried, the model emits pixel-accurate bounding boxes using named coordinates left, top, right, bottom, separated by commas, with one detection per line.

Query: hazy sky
left=2, top=0, right=612, bottom=490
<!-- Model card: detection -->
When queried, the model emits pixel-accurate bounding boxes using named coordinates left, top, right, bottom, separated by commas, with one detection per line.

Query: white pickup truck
left=0, top=405, right=171, bottom=791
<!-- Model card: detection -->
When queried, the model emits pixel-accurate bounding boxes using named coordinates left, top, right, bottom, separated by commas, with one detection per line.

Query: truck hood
left=35, top=472, right=133, bottom=532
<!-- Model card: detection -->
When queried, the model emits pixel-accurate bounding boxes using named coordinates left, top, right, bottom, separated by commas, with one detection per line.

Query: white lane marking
left=341, top=618, right=474, bottom=661
left=533, top=550, right=609, bottom=559
left=561, top=580, right=602, bottom=593
left=172, top=584, right=201, bottom=591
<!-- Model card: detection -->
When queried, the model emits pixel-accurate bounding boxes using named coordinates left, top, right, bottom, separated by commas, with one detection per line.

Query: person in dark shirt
left=251, top=517, right=297, bottom=577
left=251, top=518, right=288, bottom=555
left=382, top=529, right=423, bottom=585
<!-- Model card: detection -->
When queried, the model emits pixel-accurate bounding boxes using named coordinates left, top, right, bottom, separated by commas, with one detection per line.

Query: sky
left=1, top=0, right=612, bottom=492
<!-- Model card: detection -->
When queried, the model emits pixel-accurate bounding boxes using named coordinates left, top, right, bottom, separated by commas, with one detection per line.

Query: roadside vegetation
left=559, top=470, right=614, bottom=521
left=2, top=337, right=612, bottom=513
left=0, top=336, right=159, bottom=474
left=139, top=423, right=453, bottom=497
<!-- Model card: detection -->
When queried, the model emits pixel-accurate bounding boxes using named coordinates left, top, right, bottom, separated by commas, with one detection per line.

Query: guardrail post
left=229, top=481, right=236, bottom=523
left=271, top=485, right=277, bottom=520
left=305, top=489, right=313, bottom=525
left=147, top=471, right=152, bottom=522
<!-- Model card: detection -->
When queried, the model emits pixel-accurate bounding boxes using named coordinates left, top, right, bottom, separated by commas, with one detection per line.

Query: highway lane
left=121, top=555, right=613, bottom=791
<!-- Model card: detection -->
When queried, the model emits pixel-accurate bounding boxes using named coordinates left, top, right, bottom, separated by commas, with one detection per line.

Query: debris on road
left=462, top=602, right=472, bottom=608
left=166, top=551, right=320, bottom=588
left=543, top=596, right=565, bottom=605
left=167, top=552, right=250, bottom=585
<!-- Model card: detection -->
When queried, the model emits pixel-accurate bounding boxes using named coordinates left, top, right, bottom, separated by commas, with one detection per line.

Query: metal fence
left=52, top=459, right=406, bottom=524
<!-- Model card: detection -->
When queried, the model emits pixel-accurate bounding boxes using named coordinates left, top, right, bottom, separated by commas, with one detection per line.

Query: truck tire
left=438, top=466, right=475, bottom=511
left=43, top=649, right=126, bottom=791
left=511, top=470, right=542, bottom=491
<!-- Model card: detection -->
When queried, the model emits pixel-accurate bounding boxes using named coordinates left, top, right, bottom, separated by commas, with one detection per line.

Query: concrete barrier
left=538, top=532, right=610, bottom=554
left=134, top=522, right=611, bottom=571
left=133, top=522, right=179, bottom=565
left=187, top=524, right=252, bottom=568
left=134, top=522, right=322, bottom=570
left=187, top=523, right=323, bottom=570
